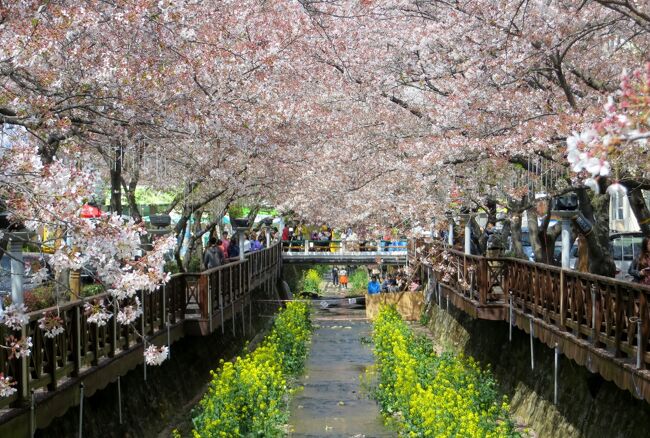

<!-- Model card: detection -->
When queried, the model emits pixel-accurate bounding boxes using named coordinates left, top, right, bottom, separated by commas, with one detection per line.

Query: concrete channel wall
left=422, top=301, right=650, bottom=438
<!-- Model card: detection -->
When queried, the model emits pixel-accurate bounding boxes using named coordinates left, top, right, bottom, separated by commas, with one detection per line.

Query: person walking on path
left=367, top=276, right=381, bottom=295
left=203, top=238, right=224, bottom=269
left=332, top=266, right=339, bottom=286
left=339, top=268, right=348, bottom=289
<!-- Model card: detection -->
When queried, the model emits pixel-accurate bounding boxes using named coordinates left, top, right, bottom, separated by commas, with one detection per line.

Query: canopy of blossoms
left=0, top=1, right=648, bottom=380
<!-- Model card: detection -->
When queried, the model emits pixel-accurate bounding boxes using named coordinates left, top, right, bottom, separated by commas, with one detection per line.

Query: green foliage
left=164, top=260, right=181, bottom=274
left=187, top=256, right=202, bottom=272
left=192, top=302, right=311, bottom=437
left=80, top=284, right=105, bottom=298
left=349, top=268, right=368, bottom=293
left=312, top=264, right=330, bottom=277
left=298, top=268, right=322, bottom=296
left=228, top=203, right=247, bottom=219
left=371, top=306, right=520, bottom=437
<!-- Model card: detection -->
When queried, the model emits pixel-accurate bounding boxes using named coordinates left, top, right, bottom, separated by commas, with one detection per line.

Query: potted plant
left=228, top=203, right=249, bottom=228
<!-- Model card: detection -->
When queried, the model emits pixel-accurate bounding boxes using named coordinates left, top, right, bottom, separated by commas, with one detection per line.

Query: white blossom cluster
left=144, top=345, right=169, bottom=366
left=0, top=304, right=29, bottom=330
left=85, top=301, right=113, bottom=327
left=0, top=374, right=16, bottom=398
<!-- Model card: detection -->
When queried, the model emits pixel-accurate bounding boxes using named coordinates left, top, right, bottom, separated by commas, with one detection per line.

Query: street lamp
left=551, top=193, right=580, bottom=269
left=1, top=209, right=30, bottom=306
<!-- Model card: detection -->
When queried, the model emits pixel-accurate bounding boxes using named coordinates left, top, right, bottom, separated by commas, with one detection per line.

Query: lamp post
left=463, top=215, right=472, bottom=255
left=551, top=194, right=580, bottom=269
left=445, top=211, right=454, bottom=246
left=6, top=231, right=31, bottom=306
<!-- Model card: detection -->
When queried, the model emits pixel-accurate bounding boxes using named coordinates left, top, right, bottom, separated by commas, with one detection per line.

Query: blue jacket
left=368, top=281, right=381, bottom=294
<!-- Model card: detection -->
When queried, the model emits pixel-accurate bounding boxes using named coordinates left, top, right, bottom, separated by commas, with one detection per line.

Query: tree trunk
left=510, top=213, right=525, bottom=259
left=123, top=182, right=141, bottom=223
left=182, top=210, right=204, bottom=271
left=627, top=188, right=650, bottom=237
left=110, top=145, right=122, bottom=215
left=576, top=188, right=616, bottom=276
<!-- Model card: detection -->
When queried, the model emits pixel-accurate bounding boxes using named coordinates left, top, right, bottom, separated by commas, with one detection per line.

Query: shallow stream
left=287, top=306, right=392, bottom=438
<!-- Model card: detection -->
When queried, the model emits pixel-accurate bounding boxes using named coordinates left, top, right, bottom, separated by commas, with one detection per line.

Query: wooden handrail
left=414, top=238, right=650, bottom=401
left=0, top=242, right=282, bottom=414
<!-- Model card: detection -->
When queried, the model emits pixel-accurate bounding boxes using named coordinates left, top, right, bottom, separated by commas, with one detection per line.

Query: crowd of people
left=367, top=270, right=420, bottom=295
left=203, top=228, right=278, bottom=269
left=281, top=223, right=407, bottom=253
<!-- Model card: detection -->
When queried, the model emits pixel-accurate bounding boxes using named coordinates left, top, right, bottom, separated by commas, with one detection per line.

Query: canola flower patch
left=192, top=301, right=311, bottom=437
left=372, top=306, right=520, bottom=437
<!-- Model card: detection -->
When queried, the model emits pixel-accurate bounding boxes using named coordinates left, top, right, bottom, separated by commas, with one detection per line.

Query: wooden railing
left=504, top=258, right=650, bottom=368
left=418, top=240, right=650, bottom=403
left=0, top=243, right=282, bottom=424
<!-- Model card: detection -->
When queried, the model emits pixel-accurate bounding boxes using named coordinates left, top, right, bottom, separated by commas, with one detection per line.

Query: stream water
left=288, top=305, right=393, bottom=438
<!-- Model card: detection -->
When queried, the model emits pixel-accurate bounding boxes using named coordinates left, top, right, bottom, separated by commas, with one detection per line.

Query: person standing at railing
left=629, top=237, right=650, bottom=285
left=243, top=233, right=252, bottom=253
left=251, top=233, right=263, bottom=251
left=282, top=226, right=289, bottom=241
left=332, top=266, right=339, bottom=287
left=295, top=223, right=304, bottom=241
left=221, top=231, right=230, bottom=256
left=203, top=238, right=224, bottom=269
left=228, top=237, right=240, bottom=259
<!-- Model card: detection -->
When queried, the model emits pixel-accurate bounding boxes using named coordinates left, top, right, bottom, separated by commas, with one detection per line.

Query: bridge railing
left=281, top=239, right=407, bottom=254
left=0, top=274, right=187, bottom=410
left=417, top=239, right=650, bottom=401
left=0, top=242, right=282, bottom=413
left=503, top=257, right=650, bottom=367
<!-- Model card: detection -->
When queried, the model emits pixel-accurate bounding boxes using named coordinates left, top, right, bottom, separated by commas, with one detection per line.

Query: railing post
left=591, top=286, right=597, bottom=344
left=559, top=268, right=566, bottom=330
left=509, top=292, right=513, bottom=342
left=46, top=331, right=58, bottom=391
left=73, top=306, right=83, bottom=374
left=529, top=318, right=535, bottom=370
left=16, top=325, right=30, bottom=406
left=554, top=343, right=559, bottom=405
left=208, top=274, right=213, bottom=333
left=231, top=267, right=236, bottom=336
left=478, top=258, right=488, bottom=305
left=631, top=317, right=643, bottom=369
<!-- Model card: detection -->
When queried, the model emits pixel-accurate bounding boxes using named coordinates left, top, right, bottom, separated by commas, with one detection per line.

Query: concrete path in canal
left=288, top=302, right=393, bottom=438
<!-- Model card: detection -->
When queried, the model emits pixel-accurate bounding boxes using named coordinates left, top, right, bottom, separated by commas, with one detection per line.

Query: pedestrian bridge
left=281, top=240, right=408, bottom=265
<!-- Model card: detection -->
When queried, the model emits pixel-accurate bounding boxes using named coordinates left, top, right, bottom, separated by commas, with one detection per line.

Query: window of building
left=613, top=192, right=625, bottom=221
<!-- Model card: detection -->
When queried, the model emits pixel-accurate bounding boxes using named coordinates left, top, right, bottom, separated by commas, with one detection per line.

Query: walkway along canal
left=288, top=304, right=392, bottom=437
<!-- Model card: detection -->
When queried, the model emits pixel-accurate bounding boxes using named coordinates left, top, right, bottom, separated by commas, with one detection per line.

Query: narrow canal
left=288, top=304, right=392, bottom=437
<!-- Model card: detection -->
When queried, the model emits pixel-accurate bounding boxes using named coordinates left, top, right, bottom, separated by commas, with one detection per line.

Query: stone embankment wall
left=35, top=287, right=280, bottom=438
left=366, top=290, right=424, bottom=321
left=423, top=303, right=650, bottom=438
